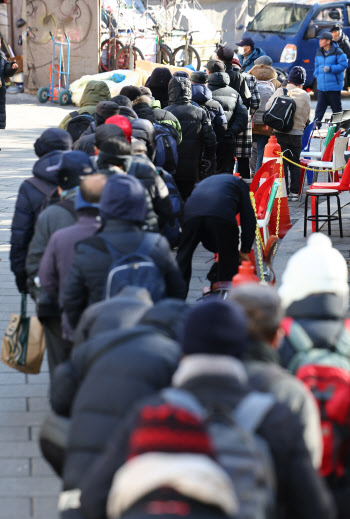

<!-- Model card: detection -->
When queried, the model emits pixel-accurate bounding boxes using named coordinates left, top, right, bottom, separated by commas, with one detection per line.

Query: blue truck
left=242, top=1, right=350, bottom=93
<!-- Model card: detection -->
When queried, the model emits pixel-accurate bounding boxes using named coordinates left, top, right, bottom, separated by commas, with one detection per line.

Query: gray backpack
left=162, top=388, right=277, bottom=519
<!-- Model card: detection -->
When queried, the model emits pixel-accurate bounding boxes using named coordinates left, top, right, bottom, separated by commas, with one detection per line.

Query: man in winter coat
left=132, top=95, right=182, bottom=142
left=171, top=300, right=335, bottom=519
left=236, top=37, right=266, bottom=72
left=0, top=40, right=18, bottom=130
left=251, top=56, right=282, bottom=90
left=164, top=76, right=216, bottom=200
left=10, top=128, right=73, bottom=293
left=207, top=62, right=248, bottom=173
left=131, top=118, right=157, bottom=162
left=331, top=24, right=350, bottom=59
left=314, top=31, right=347, bottom=125
left=265, top=66, right=311, bottom=200
left=62, top=174, right=186, bottom=329
left=145, top=67, right=173, bottom=108
left=96, top=134, right=173, bottom=233
left=229, top=283, right=323, bottom=470
left=38, top=174, right=106, bottom=348
left=216, top=46, right=252, bottom=107
left=176, top=174, right=255, bottom=293
left=51, top=299, right=186, bottom=518
left=190, top=71, right=227, bottom=142
left=278, top=233, right=350, bottom=519
left=58, top=81, right=111, bottom=130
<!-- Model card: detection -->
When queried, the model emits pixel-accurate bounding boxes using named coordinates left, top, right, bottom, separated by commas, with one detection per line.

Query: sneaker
left=289, top=193, right=299, bottom=201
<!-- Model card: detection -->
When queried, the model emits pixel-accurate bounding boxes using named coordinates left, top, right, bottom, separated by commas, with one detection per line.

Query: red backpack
left=282, top=317, right=350, bottom=478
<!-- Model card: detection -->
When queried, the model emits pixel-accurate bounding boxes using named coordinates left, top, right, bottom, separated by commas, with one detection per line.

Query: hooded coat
left=132, top=97, right=182, bottom=142
left=191, top=83, right=227, bottom=141
left=10, top=129, right=73, bottom=290
left=50, top=300, right=183, bottom=492
left=62, top=186, right=186, bottom=329
left=314, top=42, right=347, bottom=92
left=58, top=81, right=111, bottom=130
left=131, top=118, right=157, bottom=162
left=145, top=67, right=172, bottom=108
left=165, top=77, right=216, bottom=191
left=0, top=50, right=16, bottom=129
left=239, top=47, right=266, bottom=72
left=207, top=72, right=248, bottom=135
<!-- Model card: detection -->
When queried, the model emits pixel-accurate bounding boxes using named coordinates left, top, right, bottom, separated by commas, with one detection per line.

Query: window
left=314, top=7, right=343, bottom=24
left=249, top=5, right=310, bottom=34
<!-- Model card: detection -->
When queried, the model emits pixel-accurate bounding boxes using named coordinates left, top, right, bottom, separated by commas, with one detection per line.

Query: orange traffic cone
left=232, top=260, right=260, bottom=285
left=262, top=135, right=280, bottom=167
left=268, top=157, right=292, bottom=238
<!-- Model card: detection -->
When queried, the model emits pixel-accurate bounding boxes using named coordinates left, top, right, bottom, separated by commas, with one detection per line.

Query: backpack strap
left=161, top=387, right=206, bottom=418
left=26, top=177, right=56, bottom=198
left=56, top=199, right=76, bottom=219
left=233, top=392, right=275, bottom=433
left=69, top=110, right=79, bottom=118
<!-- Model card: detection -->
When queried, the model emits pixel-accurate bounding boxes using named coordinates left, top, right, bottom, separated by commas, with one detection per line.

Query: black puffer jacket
left=208, top=72, right=248, bottom=135
left=145, top=67, right=172, bottom=108
left=165, top=77, right=216, bottom=185
left=51, top=300, right=184, bottom=491
left=0, top=51, right=16, bottom=129
left=62, top=220, right=187, bottom=328
left=131, top=119, right=156, bottom=162
left=224, top=62, right=252, bottom=108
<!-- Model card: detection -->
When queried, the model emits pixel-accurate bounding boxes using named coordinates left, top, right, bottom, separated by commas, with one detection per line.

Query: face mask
left=238, top=47, right=244, bottom=54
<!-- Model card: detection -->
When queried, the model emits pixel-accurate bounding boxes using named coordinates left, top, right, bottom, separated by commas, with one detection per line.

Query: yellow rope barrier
left=249, top=192, right=266, bottom=284
left=276, top=151, right=345, bottom=174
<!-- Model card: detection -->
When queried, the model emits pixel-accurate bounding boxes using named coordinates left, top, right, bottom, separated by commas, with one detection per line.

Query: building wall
left=22, top=0, right=100, bottom=94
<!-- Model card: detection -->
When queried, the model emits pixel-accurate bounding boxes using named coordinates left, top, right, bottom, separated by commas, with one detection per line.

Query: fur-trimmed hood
left=250, top=64, right=277, bottom=82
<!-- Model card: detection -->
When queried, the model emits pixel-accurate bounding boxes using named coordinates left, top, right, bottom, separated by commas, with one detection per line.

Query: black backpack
left=67, top=111, right=95, bottom=143
left=263, top=88, right=296, bottom=133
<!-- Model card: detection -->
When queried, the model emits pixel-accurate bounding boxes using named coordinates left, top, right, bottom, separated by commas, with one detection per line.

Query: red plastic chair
left=250, top=159, right=276, bottom=194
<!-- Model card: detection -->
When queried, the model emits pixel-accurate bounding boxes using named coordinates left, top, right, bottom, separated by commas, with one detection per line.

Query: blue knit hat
left=288, top=66, right=307, bottom=86
left=99, top=173, right=147, bottom=223
left=181, top=299, right=248, bottom=359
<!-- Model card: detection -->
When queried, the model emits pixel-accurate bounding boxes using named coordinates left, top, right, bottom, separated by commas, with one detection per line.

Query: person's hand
left=322, top=66, right=330, bottom=73
left=239, top=251, right=250, bottom=262
left=11, top=62, right=18, bottom=70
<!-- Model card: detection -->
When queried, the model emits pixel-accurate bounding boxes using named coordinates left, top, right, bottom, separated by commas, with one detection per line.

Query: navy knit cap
left=34, top=128, right=73, bottom=157
left=288, top=66, right=307, bottom=86
left=47, top=151, right=94, bottom=190
left=181, top=299, right=248, bottom=359
left=99, top=173, right=147, bottom=223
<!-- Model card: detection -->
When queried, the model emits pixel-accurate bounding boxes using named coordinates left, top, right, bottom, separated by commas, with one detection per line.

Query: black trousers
left=314, top=90, right=342, bottom=124
left=216, top=136, right=236, bottom=174
left=42, top=317, right=72, bottom=379
left=176, top=216, right=240, bottom=293
left=276, top=133, right=302, bottom=195
left=237, top=157, right=251, bottom=179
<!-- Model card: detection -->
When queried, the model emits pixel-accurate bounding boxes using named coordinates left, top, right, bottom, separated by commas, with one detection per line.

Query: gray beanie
left=254, top=55, right=273, bottom=66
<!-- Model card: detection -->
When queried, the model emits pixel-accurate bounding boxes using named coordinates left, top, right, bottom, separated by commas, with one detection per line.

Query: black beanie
left=181, top=300, right=248, bottom=359
left=207, top=60, right=225, bottom=73
left=288, top=66, right=307, bottom=86
left=95, top=101, right=120, bottom=122
left=95, top=124, right=126, bottom=149
left=111, top=94, right=132, bottom=108
left=190, top=71, right=208, bottom=84
left=119, top=85, right=143, bottom=101
left=217, top=46, right=234, bottom=62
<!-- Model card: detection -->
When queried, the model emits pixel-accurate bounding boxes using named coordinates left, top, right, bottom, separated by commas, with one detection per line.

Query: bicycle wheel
left=100, top=39, right=125, bottom=72
left=172, top=44, right=201, bottom=71
left=115, top=46, right=145, bottom=69
left=159, top=43, right=174, bottom=65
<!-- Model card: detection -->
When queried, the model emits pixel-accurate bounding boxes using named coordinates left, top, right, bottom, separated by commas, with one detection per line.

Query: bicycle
left=172, top=29, right=201, bottom=71
left=115, top=29, right=145, bottom=70
left=100, top=8, right=125, bottom=72
left=152, top=25, right=174, bottom=66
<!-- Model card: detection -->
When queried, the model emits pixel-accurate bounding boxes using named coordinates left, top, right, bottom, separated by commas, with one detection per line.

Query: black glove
left=15, top=272, right=28, bottom=294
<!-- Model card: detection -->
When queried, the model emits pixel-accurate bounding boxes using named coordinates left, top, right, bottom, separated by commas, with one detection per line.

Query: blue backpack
left=153, top=123, right=179, bottom=174
left=158, top=168, right=183, bottom=248
left=103, top=234, right=166, bottom=302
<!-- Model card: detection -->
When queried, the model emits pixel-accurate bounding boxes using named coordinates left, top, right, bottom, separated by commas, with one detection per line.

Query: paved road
left=1, top=92, right=350, bottom=518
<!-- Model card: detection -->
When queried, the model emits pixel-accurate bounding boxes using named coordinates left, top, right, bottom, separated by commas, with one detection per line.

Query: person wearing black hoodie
left=10, top=128, right=73, bottom=293
left=207, top=61, right=248, bottom=173
left=165, top=76, right=216, bottom=200
left=145, top=67, right=173, bottom=108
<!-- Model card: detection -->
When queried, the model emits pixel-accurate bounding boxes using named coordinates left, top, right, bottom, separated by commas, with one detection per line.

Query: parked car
left=241, top=1, right=350, bottom=93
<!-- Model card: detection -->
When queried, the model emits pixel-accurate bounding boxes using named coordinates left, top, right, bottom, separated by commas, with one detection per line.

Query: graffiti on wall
left=25, top=0, right=92, bottom=45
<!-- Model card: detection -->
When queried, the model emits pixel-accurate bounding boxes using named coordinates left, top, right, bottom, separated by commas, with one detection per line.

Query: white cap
left=279, top=234, right=349, bottom=310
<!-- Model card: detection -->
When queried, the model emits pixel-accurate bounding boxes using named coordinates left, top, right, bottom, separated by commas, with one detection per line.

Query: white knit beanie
left=279, top=234, right=349, bottom=310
